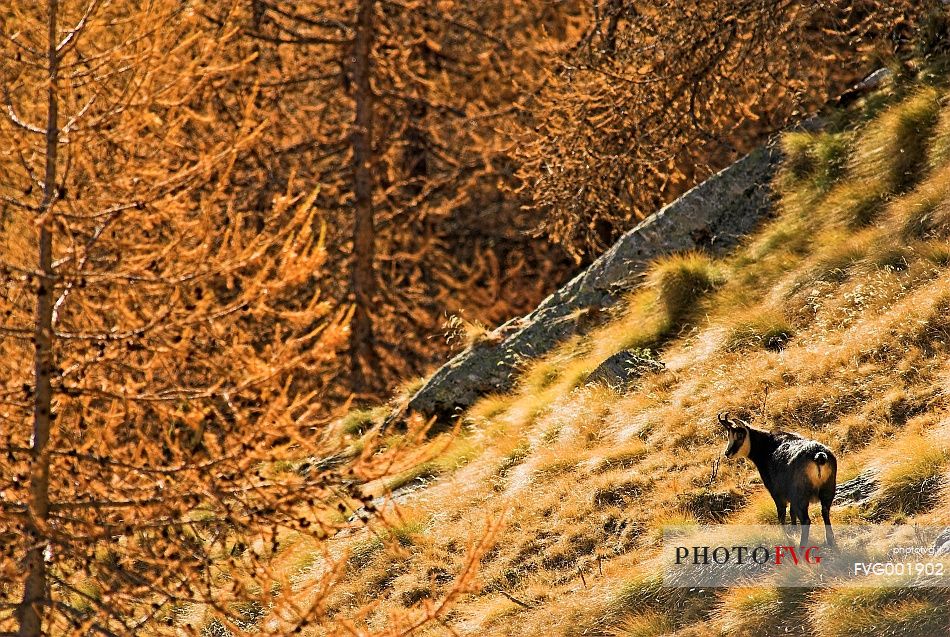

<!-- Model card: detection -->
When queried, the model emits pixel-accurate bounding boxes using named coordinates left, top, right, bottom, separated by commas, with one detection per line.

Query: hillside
left=292, top=76, right=950, bottom=636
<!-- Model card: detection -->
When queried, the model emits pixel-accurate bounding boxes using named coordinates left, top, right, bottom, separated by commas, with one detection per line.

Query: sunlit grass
left=927, top=96, right=950, bottom=170
left=780, top=129, right=850, bottom=193
left=890, top=162, right=950, bottom=239
left=850, top=86, right=942, bottom=193
left=607, top=611, right=674, bottom=637
left=649, top=252, right=724, bottom=324
left=713, top=587, right=808, bottom=637
left=338, top=405, right=389, bottom=436
left=869, top=434, right=949, bottom=519
left=811, top=586, right=950, bottom=637
left=724, top=308, right=794, bottom=352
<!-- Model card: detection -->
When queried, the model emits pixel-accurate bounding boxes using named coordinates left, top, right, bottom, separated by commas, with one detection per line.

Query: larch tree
left=0, top=1, right=467, bottom=635
left=238, top=0, right=585, bottom=395
left=349, top=0, right=378, bottom=386
left=516, top=0, right=943, bottom=257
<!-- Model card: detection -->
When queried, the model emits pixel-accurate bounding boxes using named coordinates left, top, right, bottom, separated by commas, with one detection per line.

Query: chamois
left=718, top=413, right=837, bottom=547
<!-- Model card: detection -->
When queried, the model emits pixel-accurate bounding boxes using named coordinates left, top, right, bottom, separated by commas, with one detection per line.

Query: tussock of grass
left=522, top=358, right=562, bottom=391
left=596, top=572, right=665, bottom=628
left=780, top=130, right=850, bottom=192
left=917, top=239, right=950, bottom=266
left=811, top=586, right=950, bottom=637
left=607, top=611, right=674, bottom=637
left=443, top=314, right=491, bottom=349
left=386, top=461, right=442, bottom=492
left=892, top=163, right=950, bottom=239
left=732, top=491, right=782, bottom=525
left=869, top=436, right=949, bottom=519
left=347, top=536, right=384, bottom=571
left=592, top=475, right=647, bottom=507
left=745, top=214, right=813, bottom=262
left=850, top=87, right=942, bottom=193
left=825, top=180, right=890, bottom=227
left=724, top=309, right=794, bottom=352
left=590, top=291, right=670, bottom=357
left=677, top=488, right=743, bottom=523
left=591, top=571, right=716, bottom=636
left=589, top=440, right=648, bottom=472
left=468, top=394, right=513, bottom=422
left=494, top=442, right=530, bottom=478
left=533, top=453, right=578, bottom=479
left=649, top=252, right=723, bottom=324
left=714, top=587, right=808, bottom=637
left=831, top=414, right=882, bottom=453
left=384, top=515, right=426, bottom=548
left=927, top=97, right=950, bottom=170
left=807, top=235, right=871, bottom=285
left=869, top=245, right=912, bottom=272
left=339, top=406, right=387, bottom=436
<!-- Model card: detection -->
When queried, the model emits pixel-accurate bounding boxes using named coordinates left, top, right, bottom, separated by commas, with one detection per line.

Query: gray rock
left=833, top=469, right=878, bottom=505
left=585, top=350, right=665, bottom=390
left=934, top=527, right=950, bottom=556
left=394, top=140, right=782, bottom=422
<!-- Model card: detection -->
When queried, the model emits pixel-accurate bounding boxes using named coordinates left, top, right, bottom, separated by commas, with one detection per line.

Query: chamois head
left=717, top=412, right=751, bottom=459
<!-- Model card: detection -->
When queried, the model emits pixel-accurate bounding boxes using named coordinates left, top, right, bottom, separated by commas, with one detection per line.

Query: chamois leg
left=774, top=498, right=787, bottom=525
left=795, top=503, right=811, bottom=547
left=820, top=490, right=836, bottom=547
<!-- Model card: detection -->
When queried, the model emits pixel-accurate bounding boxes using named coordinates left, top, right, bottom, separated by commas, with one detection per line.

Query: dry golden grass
left=889, top=161, right=950, bottom=239
left=868, top=432, right=949, bottom=520
left=780, top=130, right=851, bottom=193
left=850, top=86, right=942, bottom=192
left=723, top=307, right=795, bottom=352
left=712, top=587, right=809, bottom=637
left=649, top=252, right=724, bottom=324
left=927, top=94, right=950, bottom=170
left=810, top=586, right=950, bottom=637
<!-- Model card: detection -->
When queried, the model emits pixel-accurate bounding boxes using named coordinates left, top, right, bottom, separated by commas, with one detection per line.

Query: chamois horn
left=717, top=412, right=732, bottom=428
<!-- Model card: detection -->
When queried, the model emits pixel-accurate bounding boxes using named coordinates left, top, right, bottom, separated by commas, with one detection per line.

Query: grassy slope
left=307, top=82, right=950, bottom=636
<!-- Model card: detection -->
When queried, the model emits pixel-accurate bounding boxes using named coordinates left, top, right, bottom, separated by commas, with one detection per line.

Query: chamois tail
left=814, top=451, right=828, bottom=478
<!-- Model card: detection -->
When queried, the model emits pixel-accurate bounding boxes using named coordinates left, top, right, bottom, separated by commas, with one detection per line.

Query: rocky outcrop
left=400, top=141, right=783, bottom=421
left=934, top=528, right=950, bottom=556
left=585, top=350, right=665, bottom=390
left=833, top=469, right=878, bottom=505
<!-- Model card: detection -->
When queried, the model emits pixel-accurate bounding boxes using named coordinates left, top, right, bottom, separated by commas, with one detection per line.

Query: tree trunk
left=17, top=2, right=58, bottom=636
left=349, top=0, right=378, bottom=386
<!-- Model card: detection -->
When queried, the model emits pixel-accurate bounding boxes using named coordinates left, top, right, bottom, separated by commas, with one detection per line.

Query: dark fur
left=720, top=414, right=837, bottom=547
